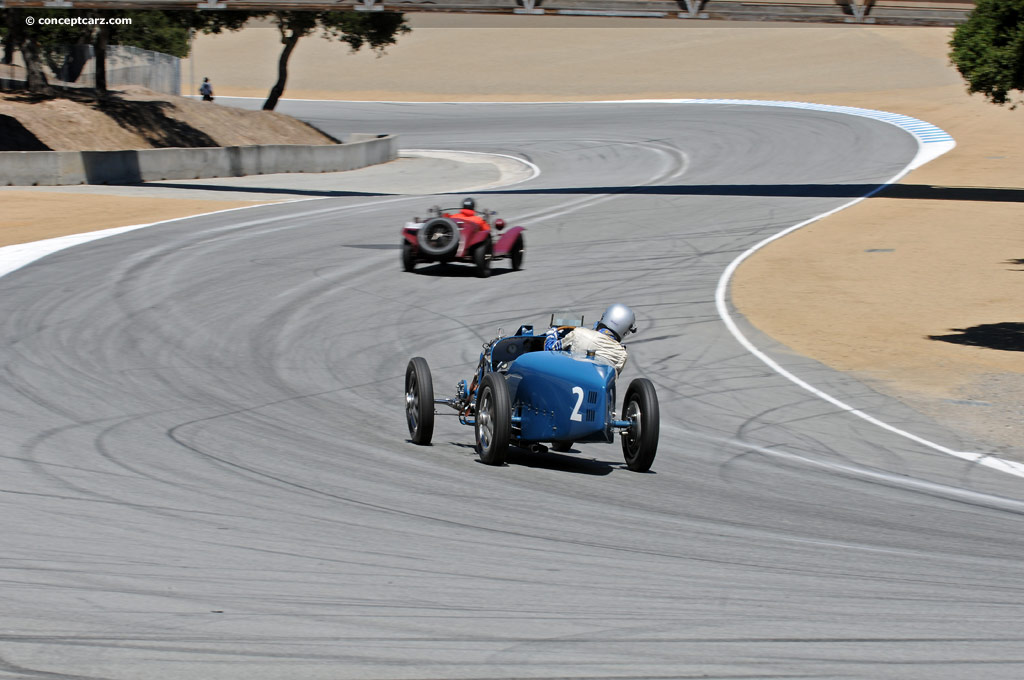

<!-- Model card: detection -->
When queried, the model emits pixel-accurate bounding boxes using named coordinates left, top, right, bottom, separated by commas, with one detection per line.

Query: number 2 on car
left=570, top=386, right=584, bottom=422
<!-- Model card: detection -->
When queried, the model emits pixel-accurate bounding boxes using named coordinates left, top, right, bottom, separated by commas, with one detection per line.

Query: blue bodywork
left=473, top=326, right=617, bottom=445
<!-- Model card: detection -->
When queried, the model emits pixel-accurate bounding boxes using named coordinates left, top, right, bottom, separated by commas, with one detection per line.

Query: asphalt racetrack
left=3, top=102, right=1024, bottom=679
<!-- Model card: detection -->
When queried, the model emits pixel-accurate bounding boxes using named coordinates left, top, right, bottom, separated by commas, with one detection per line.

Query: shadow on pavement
left=504, top=447, right=622, bottom=476
left=475, top=183, right=1024, bottom=203
left=408, top=263, right=516, bottom=278
left=140, top=183, right=391, bottom=198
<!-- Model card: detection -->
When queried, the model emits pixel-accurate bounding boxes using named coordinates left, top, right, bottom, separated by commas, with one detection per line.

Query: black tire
left=510, top=236, right=524, bottom=271
left=473, top=240, right=492, bottom=278
left=401, top=240, right=415, bottom=272
left=475, top=372, right=510, bottom=465
left=620, top=378, right=659, bottom=472
left=551, top=440, right=573, bottom=453
left=405, top=357, right=434, bottom=445
left=417, top=218, right=460, bottom=258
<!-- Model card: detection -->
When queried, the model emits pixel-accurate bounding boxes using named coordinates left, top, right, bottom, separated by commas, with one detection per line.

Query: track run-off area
left=2, top=100, right=1024, bottom=680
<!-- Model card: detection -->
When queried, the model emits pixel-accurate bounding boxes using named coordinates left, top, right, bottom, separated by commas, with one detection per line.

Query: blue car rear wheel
left=476, top=372, right=510, bottom=465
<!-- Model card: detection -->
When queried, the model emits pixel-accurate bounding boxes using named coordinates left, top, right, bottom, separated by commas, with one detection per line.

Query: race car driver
left=545, top=304, right=636, bottom=375
left=450, top=198, right=490, bottom=231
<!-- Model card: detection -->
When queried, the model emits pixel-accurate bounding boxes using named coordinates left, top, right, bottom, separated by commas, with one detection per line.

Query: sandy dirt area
left=1, top=191, right=277, bottom=245
left=4, top=15, right=1022, bottom=457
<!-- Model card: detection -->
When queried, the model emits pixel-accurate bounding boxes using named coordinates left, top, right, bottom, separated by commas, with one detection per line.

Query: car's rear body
left=401, top=208, right=525, bottom=276
left=402, top=216, right=491, bottom=263
left=505, top=351, right=616, bottom=444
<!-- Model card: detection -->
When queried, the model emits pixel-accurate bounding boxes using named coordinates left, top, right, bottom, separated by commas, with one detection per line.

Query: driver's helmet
left=462, top=197, right=476, bottom=211
left=596, top=304, right=637, bottom=341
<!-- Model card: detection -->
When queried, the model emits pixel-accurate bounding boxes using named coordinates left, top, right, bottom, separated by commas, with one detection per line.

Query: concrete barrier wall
left=0, top=134, right=398, bottom=186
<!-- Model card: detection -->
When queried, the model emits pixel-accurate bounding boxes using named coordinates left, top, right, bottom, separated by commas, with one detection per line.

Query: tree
left=1, top=9, right=409, bottom=103
left=90, top=10, right=193, bottom=92
left=2, top=9, right=95, bottom=90
left=262, top=11, right=409, bottom=111
left=180, top=9, right=254, bottom=41
left=949, top=0, right=1024, bottom=106
left=0, top=9, right=54, bottom=92
left=2, top=10, right=16, bottom=65
left=0, top=8, right=250, bottom=94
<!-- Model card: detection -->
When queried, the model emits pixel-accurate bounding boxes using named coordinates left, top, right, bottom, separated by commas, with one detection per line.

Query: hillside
left=0, top=85, right=336, bottom=152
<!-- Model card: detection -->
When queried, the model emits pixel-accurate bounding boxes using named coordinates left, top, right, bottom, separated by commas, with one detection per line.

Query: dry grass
left=0, top=85, right=336, bottom=151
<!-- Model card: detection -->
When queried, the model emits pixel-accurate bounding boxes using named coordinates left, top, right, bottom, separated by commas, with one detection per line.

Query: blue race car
left=404, top=317, right=659, bottom=472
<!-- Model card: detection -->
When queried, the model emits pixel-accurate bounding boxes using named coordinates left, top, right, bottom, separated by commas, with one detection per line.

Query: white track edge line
left=15, top=99, right=1017, bottom=477
left=0, top=151, right=540, bottom=280
left=708, top=110, right=1024, bottom=480
left=0, top=200, right=309, bottom=280
left=402, top=148, right=541, bottom=186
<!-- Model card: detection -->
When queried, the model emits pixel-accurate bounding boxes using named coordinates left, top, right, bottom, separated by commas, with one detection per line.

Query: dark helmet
left=462, top=197, right=476, bottom=210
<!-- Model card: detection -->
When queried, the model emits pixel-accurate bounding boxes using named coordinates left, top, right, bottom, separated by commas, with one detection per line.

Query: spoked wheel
left=473, top=241, right=492, bottom=278
left=620, top=378, right=659, bottom=472
left=405, top=357, right=434, bottom=445
left=401, top=241, right=415, bottom=272
left=475, top=372, right=510, bottom=465
left=510, top=236, right=524, bottom=271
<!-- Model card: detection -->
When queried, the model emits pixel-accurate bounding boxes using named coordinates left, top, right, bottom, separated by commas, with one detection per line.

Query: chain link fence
left=1, top=44, right=181, bottom=95
left=54, top=44, right=181, bottom=95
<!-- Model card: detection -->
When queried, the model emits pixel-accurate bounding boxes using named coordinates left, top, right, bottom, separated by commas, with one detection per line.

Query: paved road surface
left=2, top=102, right=1023, bottom=679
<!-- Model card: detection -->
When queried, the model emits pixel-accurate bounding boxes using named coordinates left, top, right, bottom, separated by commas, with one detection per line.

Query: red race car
left=401, top=198, right=525, bottom=278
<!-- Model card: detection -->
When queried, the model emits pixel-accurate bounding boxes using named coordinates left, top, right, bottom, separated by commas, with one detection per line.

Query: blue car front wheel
left=406, top=357, right=434, bottom=445
left=621, top=378, right=659, bottom=472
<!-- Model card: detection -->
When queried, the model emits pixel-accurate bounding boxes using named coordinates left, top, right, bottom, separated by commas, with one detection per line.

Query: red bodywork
left=402, top=207, right=526, bottom=275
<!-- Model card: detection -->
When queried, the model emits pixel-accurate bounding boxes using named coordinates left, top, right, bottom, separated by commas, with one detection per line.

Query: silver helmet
left=597, top=304, right=637, bottom=341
